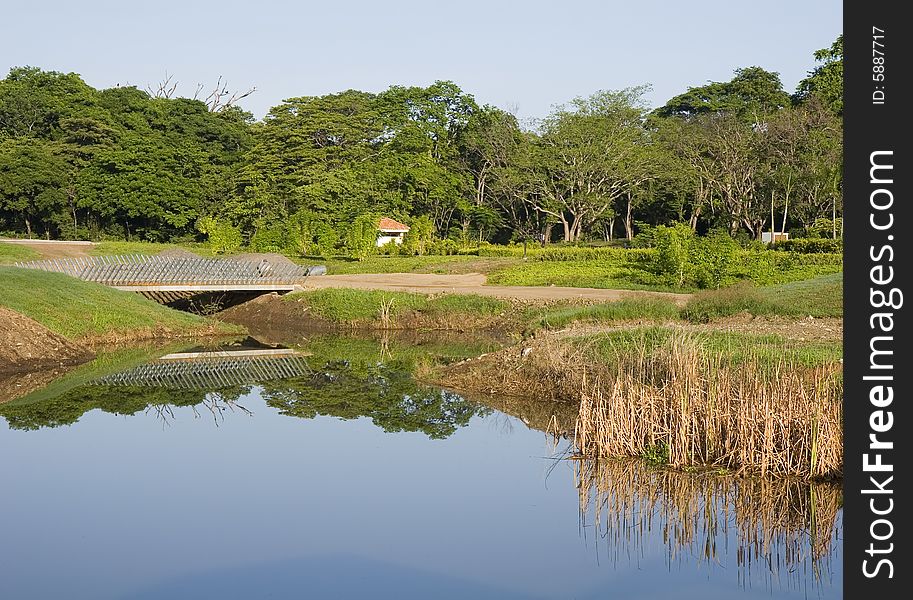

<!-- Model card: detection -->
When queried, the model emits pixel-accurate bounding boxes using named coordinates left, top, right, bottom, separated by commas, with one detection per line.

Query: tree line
left=0, top=36, right=842, bottom=249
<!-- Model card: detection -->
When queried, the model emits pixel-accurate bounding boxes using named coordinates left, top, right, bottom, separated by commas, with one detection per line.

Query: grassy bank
left=529, top=273, right=842, bottom=332
left=0, top=242, right=40, bottom=264
left=280, top=288, right=512, bottom=330
left=0, top=266, right=241, bottom=341
left=436, top=324, right=842, bottom=480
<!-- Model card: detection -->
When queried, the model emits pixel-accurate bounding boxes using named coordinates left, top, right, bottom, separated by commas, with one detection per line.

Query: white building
left=376, top=217, right=410, bottom=247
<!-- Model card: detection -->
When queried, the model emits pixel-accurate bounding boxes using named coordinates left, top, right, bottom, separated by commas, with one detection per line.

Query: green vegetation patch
left=533, top=298, right=681, bottom=330
left=576, top=326, right=841, bottom=369
left=0, top=266, right=221, bottom=339
left=313, top=254, right=502, bottom=275
left=0, top=242, right=40, bottom=264
left=682, top=274, right=843, bottom=322
left=284, top=288, right=509, bottom=324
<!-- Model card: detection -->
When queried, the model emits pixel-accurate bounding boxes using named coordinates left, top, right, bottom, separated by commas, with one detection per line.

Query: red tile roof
left=378, top=217, right=410, bottom=232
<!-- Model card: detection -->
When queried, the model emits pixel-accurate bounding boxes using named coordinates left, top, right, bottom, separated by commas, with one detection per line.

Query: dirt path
left=302, top=273, right=692, bottom=304
left=1, top=239, right=94, bottom=259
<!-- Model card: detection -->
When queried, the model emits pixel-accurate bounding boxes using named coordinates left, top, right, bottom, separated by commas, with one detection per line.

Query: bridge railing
left=14, top=255, right=317, bottom=286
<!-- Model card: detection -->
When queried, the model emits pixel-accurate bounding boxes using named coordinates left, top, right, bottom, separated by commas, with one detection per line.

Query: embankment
left=436, top=325, right=843, bottom=480
left=0, top=266, right=243, bottom=374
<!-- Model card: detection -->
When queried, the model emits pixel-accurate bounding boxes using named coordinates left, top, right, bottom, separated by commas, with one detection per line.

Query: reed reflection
left=576, top=457, right=841, bottom=591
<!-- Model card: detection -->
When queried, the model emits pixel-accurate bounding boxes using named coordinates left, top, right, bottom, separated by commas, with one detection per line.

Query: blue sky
left=3, top=0, right=841, bottom=121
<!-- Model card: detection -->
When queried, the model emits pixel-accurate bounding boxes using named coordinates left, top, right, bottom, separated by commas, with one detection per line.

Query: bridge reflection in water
left=90, top=349, right=312, bottom=391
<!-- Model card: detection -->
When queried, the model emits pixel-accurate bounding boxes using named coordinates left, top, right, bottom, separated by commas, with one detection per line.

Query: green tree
left=795, top=35, right=843, bottom=115
left=0, top=137, right=68, bottom=237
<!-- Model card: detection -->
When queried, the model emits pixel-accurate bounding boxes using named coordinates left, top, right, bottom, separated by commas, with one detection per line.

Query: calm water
left=0, top=336, right=842, bottom=599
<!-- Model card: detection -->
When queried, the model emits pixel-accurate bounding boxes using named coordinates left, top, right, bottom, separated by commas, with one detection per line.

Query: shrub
left=652, top=223, right=695, bottom=288
left=249, top=224, right=290, bottom=254
left=401, top=215, right=435, bottom=256
left=347, top=214, right=380, bottom=261
left=771, top=238, right=843, bottom=253
left=691, top=228, right=740, bottom=289
left=195, top=217, right=242, bottom=254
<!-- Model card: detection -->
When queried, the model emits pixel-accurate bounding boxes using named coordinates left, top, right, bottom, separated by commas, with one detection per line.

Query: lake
left=0, top=334, right=842, bottom=599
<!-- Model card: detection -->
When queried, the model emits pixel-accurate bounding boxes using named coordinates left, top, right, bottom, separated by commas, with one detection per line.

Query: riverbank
left=436, top=324, right=842, bottom=480
left=0, top=266, right=243, bottom=374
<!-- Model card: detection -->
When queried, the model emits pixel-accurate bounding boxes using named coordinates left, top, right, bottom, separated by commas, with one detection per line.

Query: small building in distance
left=377, top=217, right=410, bottom=247
left=761, top=232, right=789, bottom=244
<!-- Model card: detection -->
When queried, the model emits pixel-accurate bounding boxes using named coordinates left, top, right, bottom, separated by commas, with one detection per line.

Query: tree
left=795, top=35, right=843, bottom=115
left=0, top=137, right=68, bottom=237
left=529, top=87, right=653, bottom=242
left=654, top=67, right=791, bottom=124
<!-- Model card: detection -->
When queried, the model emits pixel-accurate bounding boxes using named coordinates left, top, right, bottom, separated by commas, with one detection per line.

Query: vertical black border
left=844, top=1, right=909, bottom=596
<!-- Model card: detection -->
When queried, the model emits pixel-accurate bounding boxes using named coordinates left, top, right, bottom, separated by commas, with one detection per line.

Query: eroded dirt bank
left=0, top=307, right=94, bottom=374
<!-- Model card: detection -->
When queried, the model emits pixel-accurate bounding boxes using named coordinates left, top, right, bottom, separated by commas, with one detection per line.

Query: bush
left=691, top=229, right=740, bottom=289
left=770, top=238, right=843, bottom=253
left=652, top=223, right=695, bottom=288
left=807, top=217, right=842, bottom=239
left=400, top=216, right=435, bottom=256
left=196, top=217, right=242, bottom=254
left=249, top=224, right=291, bottom=254
left=347, top=214, right=380, bottom=261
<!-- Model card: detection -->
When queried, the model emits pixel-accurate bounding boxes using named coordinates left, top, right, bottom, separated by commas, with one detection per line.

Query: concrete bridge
left=14, top=254, right=325, bottom=301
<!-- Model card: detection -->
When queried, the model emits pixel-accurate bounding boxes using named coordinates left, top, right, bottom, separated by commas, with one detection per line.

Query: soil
left=0, top=307, right=94, bottom=374
left=301, top=272, right=692, bottom=304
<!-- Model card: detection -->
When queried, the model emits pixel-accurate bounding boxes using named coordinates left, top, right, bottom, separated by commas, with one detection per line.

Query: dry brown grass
left=577, top=458, right=841, bottom=583
left=574, top=333, right=842, bottom=479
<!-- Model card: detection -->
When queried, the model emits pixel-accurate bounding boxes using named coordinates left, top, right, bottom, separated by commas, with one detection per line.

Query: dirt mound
left=0, top=307, right=94, bottom=374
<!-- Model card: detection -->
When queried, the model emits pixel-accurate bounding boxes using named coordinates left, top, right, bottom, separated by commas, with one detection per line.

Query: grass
left=0, top=242, right=40, bottom=264
left=91, top=240, right=221, bottom=257
left=305, top=254, right=510, bottom=275
left=532, top=298, right=681, bottom=330
left=485, top=248, right=841, bottom=292
left=578, top=326, right=842, bottom=368
left=682, top=274, right=842, bottom=322
left=0, top=266, right=237, bottom=339
left=283, top=288, right=509, bottom=325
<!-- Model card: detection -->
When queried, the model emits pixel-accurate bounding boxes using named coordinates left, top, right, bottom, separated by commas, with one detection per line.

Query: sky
left=2, top=0, right=841, bottom=122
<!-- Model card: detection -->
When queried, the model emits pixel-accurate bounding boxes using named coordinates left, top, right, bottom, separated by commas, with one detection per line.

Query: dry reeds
left=577, top=458, right=841, bottom=586
left=574, top=332, right=842, bottom=479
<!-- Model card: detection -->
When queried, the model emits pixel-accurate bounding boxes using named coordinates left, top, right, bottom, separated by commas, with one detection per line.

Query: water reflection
left=0, top=333, right=841, bottom=598
left=0, top=333, right=493, bottom=438
left=575, top=458, right=841, bottom=591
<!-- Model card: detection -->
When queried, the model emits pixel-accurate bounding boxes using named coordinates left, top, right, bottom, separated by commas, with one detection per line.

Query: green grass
left=283, top=288, right=509, bottom=324
left=532, top=298, right=682, bottom=330
left=758, top=273, right=843, bottom=317
left=578, top=326, right=842, bottom=369
left=0, top=242, right=40, bottom=264
left=91, top=240, right=221, bottom=257
left=305, top=254, right=509, bottom=275
left=682, top=274, right=843, bottom=323
left=486, top=261, right=685, bottom=292
left=0, top=266, right=234, bottom=339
